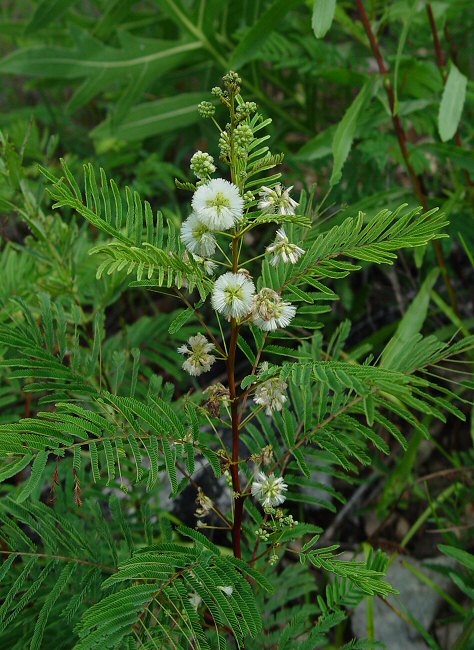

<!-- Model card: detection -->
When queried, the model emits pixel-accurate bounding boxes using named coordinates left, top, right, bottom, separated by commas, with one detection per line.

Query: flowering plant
left=0, top=71, right=469, bottom=649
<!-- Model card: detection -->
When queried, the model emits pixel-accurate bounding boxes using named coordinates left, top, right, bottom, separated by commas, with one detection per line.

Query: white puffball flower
left=254, top=377, right=288, bottom=415
left=211, top=272, right=255, bottom=320
left=177, top=333, right=216, bottom=377
left=217, top=586, right=234, bottom=597
left=188, top=592, right=202, bottom=610
left=266, top=228, right=305, bottom=266
left=192, top=178, right=244, bottom=230
left=252, top=288, right=297, bottom=331
left=251, top=471, right=288, bottom=508
left=258, top=185, right=299, bottom=216
left=181, top=213, right=217, bottom=257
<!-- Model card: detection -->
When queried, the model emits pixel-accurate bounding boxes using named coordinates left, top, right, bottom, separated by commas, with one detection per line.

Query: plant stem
left=355, top=0, right=459, bottom=315
left=228, top=319, right=244, bottom=558
left=227, top=93, right=245, bottom=560
left=0, top=549, right=115, bottom=573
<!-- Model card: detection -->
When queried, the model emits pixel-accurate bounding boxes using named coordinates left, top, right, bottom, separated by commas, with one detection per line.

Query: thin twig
left=0, top=549, right=116, bottom=573
left=355, top=0, right=459, bottom=314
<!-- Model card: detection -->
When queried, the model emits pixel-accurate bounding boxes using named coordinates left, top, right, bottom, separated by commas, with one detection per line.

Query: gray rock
left=351, top=556, right=454, bottom=649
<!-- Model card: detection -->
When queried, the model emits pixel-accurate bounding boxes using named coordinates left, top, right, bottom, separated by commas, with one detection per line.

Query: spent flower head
left=203, top=382, right=230, bottom=417
left=251, top=471, right=288, bottom=508
left=254, top=376, right=288, bottom=415
left=266, top=228, right=305, bottom=266
left=252, top=288, right=296, bottom=331
left=195, top=487, right=214, bottom=519
left=192, top=178, right=244, bottom=230
left=177, top=333, right=216, bottom=377
left=211, top=272, right=255, bottom=320
left=258, top=185, right=299, bottom=216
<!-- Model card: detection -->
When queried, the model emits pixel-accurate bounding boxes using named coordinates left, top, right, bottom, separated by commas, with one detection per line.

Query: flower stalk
left=177, top=71, right=301, bottom=560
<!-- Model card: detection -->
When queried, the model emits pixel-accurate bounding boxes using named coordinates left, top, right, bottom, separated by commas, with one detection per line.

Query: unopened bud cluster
left=197, top=101, right=215, bottom=118
left=190, top=151, right=216, bottom=179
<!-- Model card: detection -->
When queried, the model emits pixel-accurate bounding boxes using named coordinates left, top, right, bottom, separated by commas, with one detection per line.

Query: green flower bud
left=237, top=101, right=257, bottom=117
left=198, top=101, right=215, bottom=118
left=218, top=131, right=231, bottom=160
left=190, top=151, right=216, bottom=179
left=269, top=553, right=279, bottom=566
left=222, top=70, right=241, bottom=93
left=235, top=123, right=253, bottom=147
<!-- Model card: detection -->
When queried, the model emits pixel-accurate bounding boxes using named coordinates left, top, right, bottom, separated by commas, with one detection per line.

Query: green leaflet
left=330, top=78, right=378, bottom=186
left=312, top=0, right=337, bottom=39
left=168, top=308, right=194, bottom=335
left=381, top=267, right=439, bottom=369
left=230, top=0, right=304, bottom=69
left=438, top=63, right=468, bottom=142
left=0, top=30, right=202, bottom=113
left=16, top=451, right=49, bottom=503
left=392, top=0, right=418, bottom=115
left=0, top=455, right=32, bottom=483
left=24, top=0, right=76, bottom=34
left=439, top=545, right=474, bottom=571
left=30, top=563, right=77, bottom=650
left=304, top=546, right=395, bottom=596
left=91, top=92, right=206, bottom=143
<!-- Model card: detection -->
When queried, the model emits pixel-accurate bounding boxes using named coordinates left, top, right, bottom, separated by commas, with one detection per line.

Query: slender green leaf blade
left=312, top=0, right=337, bottom=39
left=230, top=0, right=303, bottom=69
left=91, top=93, right=204, bottom=143
left=438, top=63, right=467, bottom=142
left=330, top=78, right=376, bottom=186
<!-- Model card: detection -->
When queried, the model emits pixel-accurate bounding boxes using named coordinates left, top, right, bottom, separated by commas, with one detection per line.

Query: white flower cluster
left=181, top=213, right=217, bottom=257
left=252, top=288, right=296, bottom=331
left=181, top=177, right=244, bottom=263
left=210, top=276, right=297, bottom=330
left=251, top=471, right=288, bottom=508
left=192, top=179, right=243, bottom=230
left=258, top=184, right=298, bottom=216
left=177, top=334, right=215, bottom=376
left=178, top=147, right=304, bottom=376
left=254, top=370, right=288, bottom=415
left=266, top=228, right=305, bottom=266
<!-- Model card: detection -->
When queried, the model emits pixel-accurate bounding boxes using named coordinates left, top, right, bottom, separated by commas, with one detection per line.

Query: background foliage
left=0, top=1, right=473, bottom=648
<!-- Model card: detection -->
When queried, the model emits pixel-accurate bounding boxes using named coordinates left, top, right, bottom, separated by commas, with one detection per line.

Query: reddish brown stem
left=355, top=0, right=458, bottom=314
left=426, top=3, right=445, bottom=69
left=228, top=318, right=244, bottom=558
